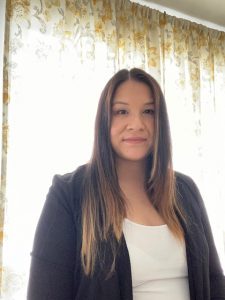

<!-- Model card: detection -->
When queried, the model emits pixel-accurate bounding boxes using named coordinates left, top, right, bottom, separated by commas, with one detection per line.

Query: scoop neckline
left=124, top=218, right=167, bottom=228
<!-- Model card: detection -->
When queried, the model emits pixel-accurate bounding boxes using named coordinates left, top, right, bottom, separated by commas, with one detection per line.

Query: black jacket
left=27, top=165, right=225, bottom=299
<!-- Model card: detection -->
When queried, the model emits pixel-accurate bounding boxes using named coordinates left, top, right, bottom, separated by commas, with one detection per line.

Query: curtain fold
left=1, top=0, right=225, bottom=298
left=1, top=0, right=9, bottom=294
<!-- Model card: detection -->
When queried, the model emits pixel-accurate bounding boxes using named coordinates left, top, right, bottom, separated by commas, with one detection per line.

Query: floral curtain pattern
left=1, top=0, right=225, bottom=298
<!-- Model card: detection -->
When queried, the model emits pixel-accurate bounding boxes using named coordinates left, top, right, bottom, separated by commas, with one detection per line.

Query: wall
left=133, top=0, right=225, bottom=32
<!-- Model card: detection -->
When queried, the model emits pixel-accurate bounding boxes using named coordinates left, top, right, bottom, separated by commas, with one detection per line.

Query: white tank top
left=123, top=218, right=190, bottom=300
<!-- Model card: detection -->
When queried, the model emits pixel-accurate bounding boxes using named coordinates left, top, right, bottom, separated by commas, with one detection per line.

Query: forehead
left=113, top=79, right=153, bottom=103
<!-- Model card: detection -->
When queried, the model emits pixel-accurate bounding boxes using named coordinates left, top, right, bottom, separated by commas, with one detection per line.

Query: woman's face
left=110, top=79, right=155, bottom=164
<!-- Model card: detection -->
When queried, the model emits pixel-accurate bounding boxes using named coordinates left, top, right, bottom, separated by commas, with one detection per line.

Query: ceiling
left=142, top=0, right=225, bottom=29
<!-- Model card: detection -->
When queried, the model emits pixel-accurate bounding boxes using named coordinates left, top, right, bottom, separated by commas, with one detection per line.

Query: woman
left=27, top=68, right=225, bottom=299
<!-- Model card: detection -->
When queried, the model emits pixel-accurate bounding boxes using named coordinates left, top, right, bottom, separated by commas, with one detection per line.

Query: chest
left=123, top=219, right=190, bottom=300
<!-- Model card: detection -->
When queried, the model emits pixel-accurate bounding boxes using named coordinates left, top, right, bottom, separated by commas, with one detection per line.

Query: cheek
left=145, top=119, right=155, bottom=132
left=110, top=128, right=118, bottom=148
left=110, top=119, right=122, bottom=136
left=110, top=122, right=115, bottom=137
left=110, top=122, right=117, bottom=143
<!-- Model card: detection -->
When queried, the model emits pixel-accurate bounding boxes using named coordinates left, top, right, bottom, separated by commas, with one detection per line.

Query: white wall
left=133, top=0, right=225, bottom=32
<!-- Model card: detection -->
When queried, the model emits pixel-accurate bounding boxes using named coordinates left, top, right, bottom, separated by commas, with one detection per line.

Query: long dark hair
left=81, top=68, right=185, bottom=275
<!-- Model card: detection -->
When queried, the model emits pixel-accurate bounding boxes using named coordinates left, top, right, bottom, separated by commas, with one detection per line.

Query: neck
left=116, top=158, right=147, bottom=190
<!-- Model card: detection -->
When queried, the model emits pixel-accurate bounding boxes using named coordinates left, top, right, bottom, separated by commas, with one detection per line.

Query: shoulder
left=46, top=164, right=88, bottom=218
left=53, top=164, right=87, bottom=190
left=175, top=171, right=197, bottom=189
left=175, top=171, right=201, bottom=197
left=174, top=171, right=204, bottom=216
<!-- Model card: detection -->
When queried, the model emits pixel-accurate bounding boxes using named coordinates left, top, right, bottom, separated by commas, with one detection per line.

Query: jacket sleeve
left=184, top=175, right=225, bottom=299
left=27, top=175, right=77, bottom=300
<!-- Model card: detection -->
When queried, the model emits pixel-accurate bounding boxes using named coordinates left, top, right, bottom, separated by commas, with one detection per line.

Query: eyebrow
left=113, top=101, right=154, bottom=106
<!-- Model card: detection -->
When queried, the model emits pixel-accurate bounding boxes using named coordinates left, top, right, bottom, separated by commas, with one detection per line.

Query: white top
left=123, top=218, right=190, bottom=300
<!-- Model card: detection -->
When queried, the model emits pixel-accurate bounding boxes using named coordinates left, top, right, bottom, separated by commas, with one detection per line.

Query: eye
left=143, top=109, right=155, bottom=115
left=114, top=109, right=128, bottom=115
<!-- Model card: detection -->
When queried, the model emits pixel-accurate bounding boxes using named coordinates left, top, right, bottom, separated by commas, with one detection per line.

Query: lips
left=123, top=137, right=147, bottom=143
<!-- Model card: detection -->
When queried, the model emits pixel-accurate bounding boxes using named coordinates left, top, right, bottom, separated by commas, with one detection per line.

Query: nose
left=127, top=114, right=144, bottom=131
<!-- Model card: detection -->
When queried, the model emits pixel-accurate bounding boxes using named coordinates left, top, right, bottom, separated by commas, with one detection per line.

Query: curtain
left=1, top=0, right=225, bottom=298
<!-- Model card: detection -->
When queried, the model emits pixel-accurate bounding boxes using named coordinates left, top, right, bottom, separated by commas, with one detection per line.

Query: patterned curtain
left=1, top=0, right=225, bottom=298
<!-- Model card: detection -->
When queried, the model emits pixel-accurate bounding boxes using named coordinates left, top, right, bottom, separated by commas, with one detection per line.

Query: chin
left=114, top=148, right=152, bottom=163
left=118, top=154, right=149, bottom=163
